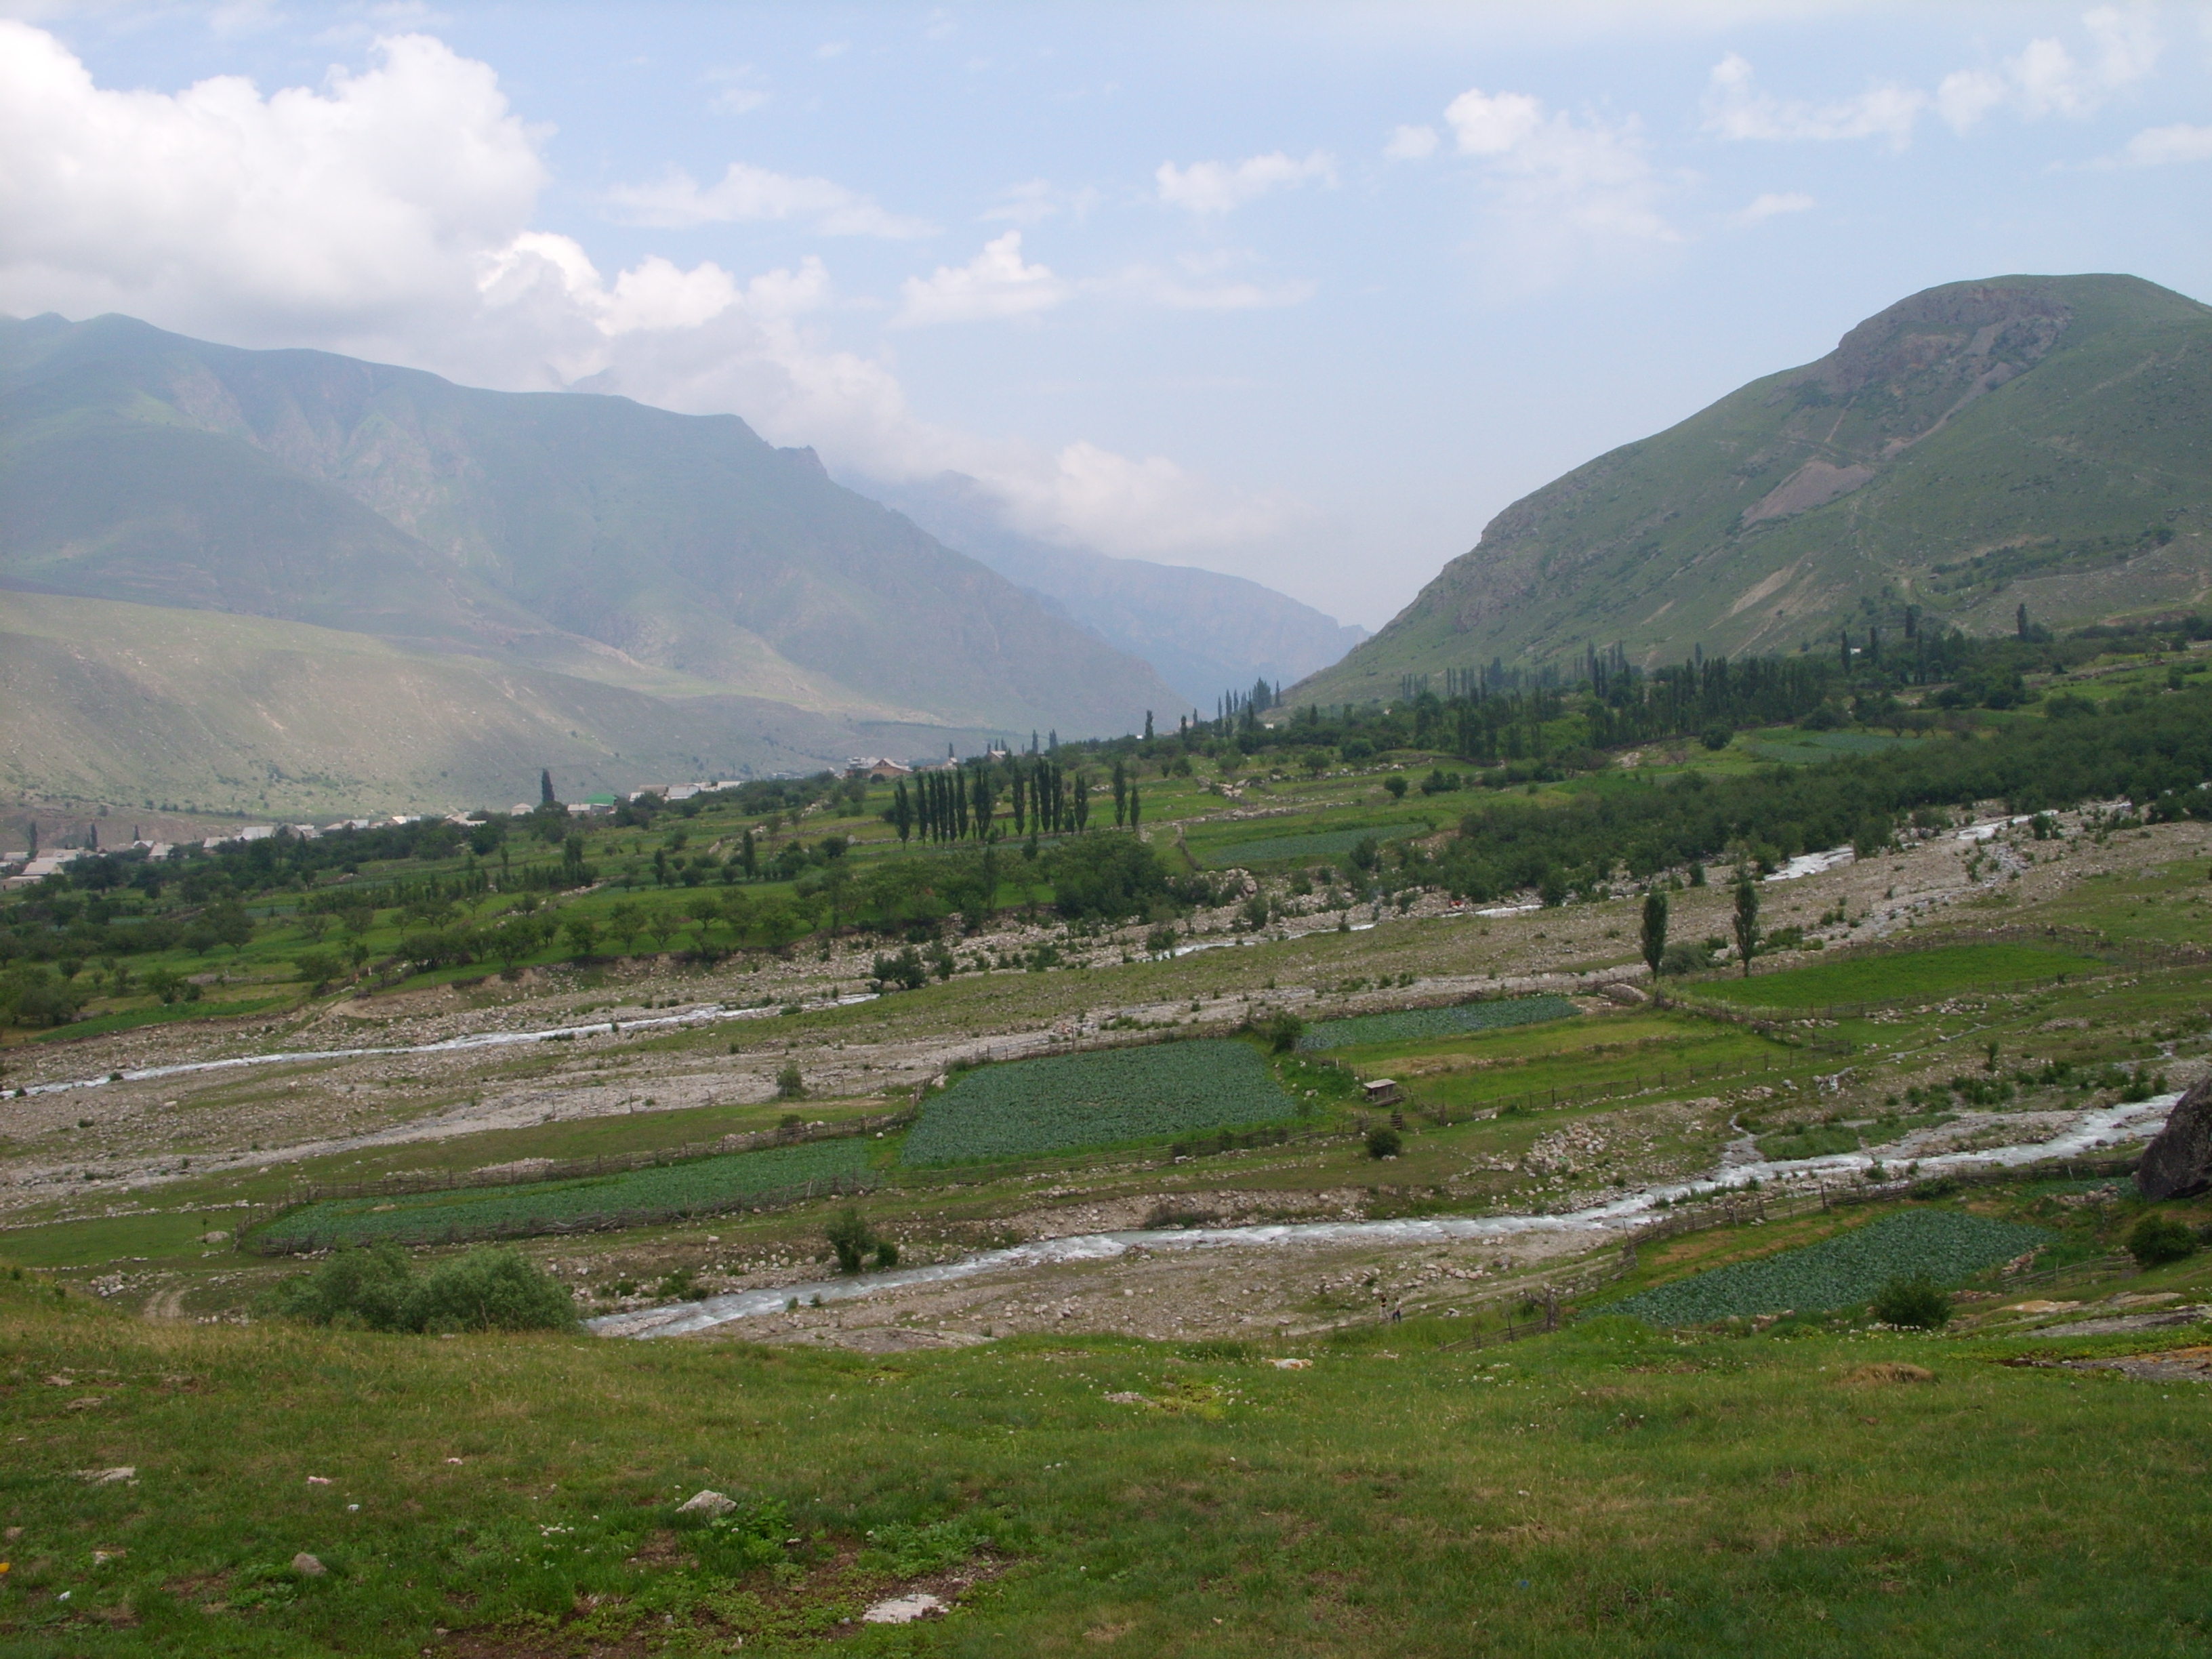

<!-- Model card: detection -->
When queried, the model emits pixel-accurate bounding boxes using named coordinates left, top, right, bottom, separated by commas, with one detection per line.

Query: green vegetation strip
left=1297, top=995, right=1579, bottom=1052
left=1697, top=943, right=2108, bottom=1010
left=255, top=1139, right=872, bottom=1249
left=901, top=1040, right=1300, bottom=1166
left=1200, top=823, right=1418, bottom=867
left=1613, top=1210, right=2052, bottom=1325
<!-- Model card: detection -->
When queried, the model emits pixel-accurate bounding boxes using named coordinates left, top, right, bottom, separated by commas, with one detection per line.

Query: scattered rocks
left=2135, top=1077, right=2212, bottom=1201
left=676, top=1489, right=737, bottom=1517
left=1603, top=983, right=1650, bottom=1006
left=292, top=1553, right=327, bottom=1577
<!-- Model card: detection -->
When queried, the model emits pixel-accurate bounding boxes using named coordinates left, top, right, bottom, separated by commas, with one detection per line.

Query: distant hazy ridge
left=0, top=314, right=1207, bottom=811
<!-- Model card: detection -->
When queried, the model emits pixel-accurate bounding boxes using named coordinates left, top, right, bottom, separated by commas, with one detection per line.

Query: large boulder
left=2136, top=1078, right=2212, bottom=1201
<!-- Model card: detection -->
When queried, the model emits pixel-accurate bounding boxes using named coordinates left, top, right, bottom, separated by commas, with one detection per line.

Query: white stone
left=863, top=1593, right=947, bottom=1624
left=676, top=1489, right=737, bottom=1517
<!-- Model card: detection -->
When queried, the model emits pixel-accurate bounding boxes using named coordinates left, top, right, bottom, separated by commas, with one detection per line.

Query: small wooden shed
left=1361, top=1078, right=1403, bottom=1106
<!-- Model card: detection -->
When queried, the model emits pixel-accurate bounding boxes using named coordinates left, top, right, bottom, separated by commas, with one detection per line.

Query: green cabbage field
left=1612, top=1209, right=2052, bottom=1325
left=1201, top=824, right=1418, bottom=868
left=901, top=1040, right=1300, bottom=1166
left=1297, top=995, right=1579, bottom=1052
left=255, top=1136, right=874, bottom=1250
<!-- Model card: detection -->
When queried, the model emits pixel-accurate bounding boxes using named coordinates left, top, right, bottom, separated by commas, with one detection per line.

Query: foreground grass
left=6, top=1269, right=2212, bottom=1656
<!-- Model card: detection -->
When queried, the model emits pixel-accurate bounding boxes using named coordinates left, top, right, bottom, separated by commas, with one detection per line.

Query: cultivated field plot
left=1199, top=823, right=1418, bottom=867
left=1748, top=730, right=1923, bottom=764
left=1696, top=943, right=2108, bottom=1010
left=1297, top=994, right=1578, bottom=1052
left=256, top=1137, right=873, bottom=1249
left=1612, top=1210, right=2052, bottom=1324
left=900, top=1040, right=1300, bottom=1166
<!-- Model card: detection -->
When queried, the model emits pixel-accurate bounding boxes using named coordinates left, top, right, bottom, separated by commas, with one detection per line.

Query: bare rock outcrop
left=2135, top=1078, right=2212, bottom=1201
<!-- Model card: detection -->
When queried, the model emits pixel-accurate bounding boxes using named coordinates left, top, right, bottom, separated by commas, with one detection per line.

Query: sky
left=3, top=2, right=2208, bottom=629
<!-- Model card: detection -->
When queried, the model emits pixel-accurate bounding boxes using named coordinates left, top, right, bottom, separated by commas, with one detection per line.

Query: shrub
left=1659, top=940, right=1713, bottom=976
left=268, top=1244, right=575, bottom=1333
left=1701, top=724, right=1734, bottom=751
left=1256, top=1011, right=1305, bottom=1052
left=2127, top=1213, right=2199, bottom=1268
left=1366, top=1126, right=1402, bottom=1159
left=1871, top=1272, right=1952, bottom=1329
left=827, top=1212, right=876, bottom=1274
left=775, top=1063, right=806, bottom=1101
left=407, top=1248, right=580, bottom=1332
left=268, top=1241, right=415, bottom=1330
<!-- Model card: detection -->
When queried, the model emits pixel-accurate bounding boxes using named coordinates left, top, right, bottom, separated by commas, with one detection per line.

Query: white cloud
left=1445, top=88, right=1548, bottom=155
left=1118, top=267, right=1316, bottom=311
left=1155, top=150, right=1336, bottom=214
left=0, top=22, right=547, bottom=342
left=2112, top=121, right=2212, bottom=164
left=1737, top=190, right=1816, bottom=224
left=815, top=40, right=849, bottom=60
left=1436, top=86, right=1678, bottom=266
left=1384, top=123, right=1439, bottom=161
left=893, top=231, right=1071, bottom=327
left=603, top=160, right=934, bottom=237
left=981, top=178, right=1100, bottom=226
left=0, top=21, right=1320, bottom=606
left=1933, top=68, right=2008, bottom=134
left=1711, top=9, right=2165, bottom=147
left=1702, top=52, right=1925, bottom=148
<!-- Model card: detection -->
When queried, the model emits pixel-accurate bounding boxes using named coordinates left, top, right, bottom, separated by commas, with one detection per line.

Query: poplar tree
left=1641, top=888, right=1668, bottom=979
left=1732, top=864, right=1760, bottom=979
left=1112, top=758, right=1128, bottom=827
left=1129, top=784, right=1141, bottom=830
left=891, top=782, right=912, bottom=846
left=1011, top=769, right=1027, bottom=836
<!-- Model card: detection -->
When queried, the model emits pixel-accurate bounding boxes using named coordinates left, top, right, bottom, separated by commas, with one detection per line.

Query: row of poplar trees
left=885, top=756, right=1144, bottom=846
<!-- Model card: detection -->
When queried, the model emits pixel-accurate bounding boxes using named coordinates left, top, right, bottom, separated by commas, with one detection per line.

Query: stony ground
left=5, top=806, right=2206, bottom=1351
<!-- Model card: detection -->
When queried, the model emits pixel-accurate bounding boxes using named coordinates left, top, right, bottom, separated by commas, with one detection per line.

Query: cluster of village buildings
left=0, top=759, right=947, bottom=890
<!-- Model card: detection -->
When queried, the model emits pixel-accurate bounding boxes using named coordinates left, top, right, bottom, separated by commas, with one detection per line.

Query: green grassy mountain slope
left=1300, top=274, right=2210, bottom=703
left=0, top=591, right=1006, bottom=818
left=0, top=314, right=1183, bottom=736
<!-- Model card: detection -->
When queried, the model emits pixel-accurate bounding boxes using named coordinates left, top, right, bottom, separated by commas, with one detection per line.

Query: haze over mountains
left=1, top=313, right=1334, bottom=815
left=855, top=472, right=1366, bottom=712
left=1300, top=274, right=2211, bottom=705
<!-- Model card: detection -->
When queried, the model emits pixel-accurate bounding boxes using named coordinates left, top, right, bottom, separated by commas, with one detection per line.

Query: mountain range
left=852, top=472, right=1366, bottom=712
left=1, top=313, right=1322, bottom=814
left=1298, top=273, right=2210, bottom=704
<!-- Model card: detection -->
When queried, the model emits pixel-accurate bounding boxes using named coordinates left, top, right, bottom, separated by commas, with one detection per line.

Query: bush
left=1658, top=940, right=1713, bottom=976
left=268, top=1244, right=575, bottom=1333
left=1366, top=1126, right=1402, bottom=1159
left=1871, top=1272, right=1952, bottom=1329
left=1701, top=724, right=1734, bottom=751
left=1256, top=1011, right=1305, bottom=1052
left=2127, top=1213, right=2199, bottom=1268
left=775, top=1063, right=806, bottom=1101
left=826, top=1207, right=886, bottom=1274
left=408, top=1248, right=581, bottom=1332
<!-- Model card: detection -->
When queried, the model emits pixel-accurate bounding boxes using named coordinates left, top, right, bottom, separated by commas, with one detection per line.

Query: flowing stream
left=9, top=994, right=884, bottom=1099
left=588, top=1091, right=2179, bottom=1340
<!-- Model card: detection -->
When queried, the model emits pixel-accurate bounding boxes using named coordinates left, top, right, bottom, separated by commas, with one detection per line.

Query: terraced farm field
left=1198, top=823, right=1420, bottom=867
left=255, top=1137, right=874, bottom=1250
left=900, top=1040, right=1300, bottom=1166
left=1697, top=943, right=2108, bottom=1010
left=1610, top=1209, right=2053, bottom=1324
left=1298, top=995, right=1578, bottom=1052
